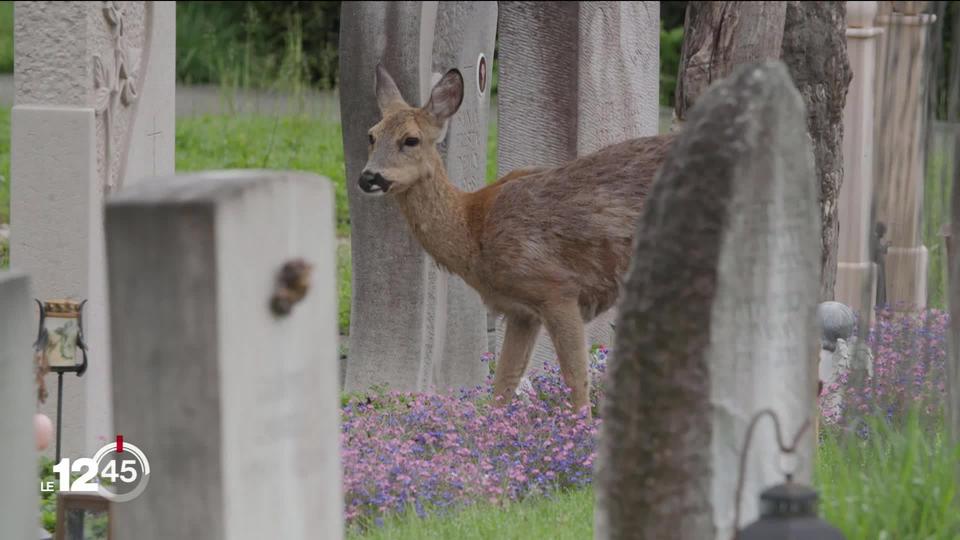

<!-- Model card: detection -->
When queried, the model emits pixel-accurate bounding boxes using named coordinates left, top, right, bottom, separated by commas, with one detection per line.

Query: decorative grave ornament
left=34, top=299, right=89, bottom=463
left=734, top=410, right=845, bottom=540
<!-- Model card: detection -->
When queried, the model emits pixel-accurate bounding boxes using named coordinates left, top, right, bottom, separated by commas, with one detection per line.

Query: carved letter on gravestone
left=495, top=1, right=660, bottom=374
left=596, top=62, right=820, bottom=540
left=339, top=1, right=493, bottom=393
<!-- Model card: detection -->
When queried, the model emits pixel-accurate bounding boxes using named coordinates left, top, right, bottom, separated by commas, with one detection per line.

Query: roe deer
left=358, top=65, right=674, bottom=414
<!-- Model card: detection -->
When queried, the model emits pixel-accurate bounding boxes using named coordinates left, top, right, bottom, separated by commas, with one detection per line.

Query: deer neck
left=394, top=165, right=477, bottom=277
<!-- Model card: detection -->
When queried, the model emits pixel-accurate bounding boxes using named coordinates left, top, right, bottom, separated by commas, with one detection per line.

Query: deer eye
left=368, top=134, right=375, bottom=145
left=404, top=137, right=420, bottom=147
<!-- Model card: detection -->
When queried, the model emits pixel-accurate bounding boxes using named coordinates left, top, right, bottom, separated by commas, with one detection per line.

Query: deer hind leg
left=492, top=314, right=541, bottom=405
left=542, top=301, right=590, bottom=415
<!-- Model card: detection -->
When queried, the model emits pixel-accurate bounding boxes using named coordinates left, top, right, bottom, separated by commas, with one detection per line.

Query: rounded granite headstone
left=817, top=301, right=855, bottom=350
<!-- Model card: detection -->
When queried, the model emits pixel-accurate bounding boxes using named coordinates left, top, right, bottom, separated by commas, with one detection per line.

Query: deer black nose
left=358, top=171, right=392, bottom=194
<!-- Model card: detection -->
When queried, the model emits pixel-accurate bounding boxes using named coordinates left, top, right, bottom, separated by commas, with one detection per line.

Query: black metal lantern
left=738, top=481, right=845, bottom=540
left=733, top=409, right=847, bottom=540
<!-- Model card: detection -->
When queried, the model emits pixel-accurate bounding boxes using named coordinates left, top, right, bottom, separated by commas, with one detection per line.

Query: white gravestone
left=0, top=272, right=38, bottom=540
left=11, top=0, right=175, bottom=459
left=105, top=171, right=343, bottom=540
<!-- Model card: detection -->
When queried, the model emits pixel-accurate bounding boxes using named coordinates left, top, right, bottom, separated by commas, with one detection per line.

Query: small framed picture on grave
left=36, top=300, right=87, bottom=372
left=55, top=492, right=111, bottom=540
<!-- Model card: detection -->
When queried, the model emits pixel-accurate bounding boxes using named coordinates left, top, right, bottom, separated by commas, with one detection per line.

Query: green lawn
left=348, top=488, right=594, bottom=540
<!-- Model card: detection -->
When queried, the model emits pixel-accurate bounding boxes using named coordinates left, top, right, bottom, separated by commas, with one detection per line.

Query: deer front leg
left=542, top=301, right=590, bottom=415
left=492, top=314, right=541, bottom=405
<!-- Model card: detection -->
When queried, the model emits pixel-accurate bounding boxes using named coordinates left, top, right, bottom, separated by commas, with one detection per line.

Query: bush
left=176, top=1, right=340, bottom=90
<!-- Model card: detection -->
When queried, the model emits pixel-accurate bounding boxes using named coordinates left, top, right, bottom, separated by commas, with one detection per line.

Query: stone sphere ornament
left=817, top=301, right=855, bottom=351
left=34, top=413, right=53, bottom=451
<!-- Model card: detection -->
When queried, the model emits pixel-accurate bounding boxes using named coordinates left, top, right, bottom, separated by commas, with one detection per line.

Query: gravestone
left=339, top=1, right=495, bottom=393
left=105, top=171, right=342, bottom=539
left=11, top=0, right=175, bottom=459
left=596, top=62, right=820, bottom=539
left=495, top=1, right=660, bottom=373
left=0, top=272, right=38, bottom=540
left=837, top=1, right=882, bottom=316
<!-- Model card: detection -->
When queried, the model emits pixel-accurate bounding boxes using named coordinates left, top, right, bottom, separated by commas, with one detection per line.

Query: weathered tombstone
left=596, top=62, right=820, bottom=539
left=495, top=1, right=660, bottom=373
left=11, top=0, right=175, bottom=459
left=339, top=1, right=495, bottom=393
left=0, top=271, right=38, bottom=540
left=105, top=171, right=342, bottom=539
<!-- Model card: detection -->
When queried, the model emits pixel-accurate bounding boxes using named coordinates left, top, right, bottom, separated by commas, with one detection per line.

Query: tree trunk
left=674, top=1, right=787, bottom=124
left=780, top=1, right=853, bottom=302
left=674, top=1, right=852, bottom=301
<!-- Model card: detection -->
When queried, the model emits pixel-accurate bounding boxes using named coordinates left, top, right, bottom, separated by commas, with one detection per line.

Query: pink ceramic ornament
left=34, top=413, right=53, bottom=451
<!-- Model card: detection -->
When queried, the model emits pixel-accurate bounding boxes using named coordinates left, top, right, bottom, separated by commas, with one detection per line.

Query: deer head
left=358, top=64, right=464, bottom=195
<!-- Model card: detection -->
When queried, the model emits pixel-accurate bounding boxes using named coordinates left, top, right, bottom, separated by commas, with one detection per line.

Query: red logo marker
left=116, top=434, right=124, bottom=453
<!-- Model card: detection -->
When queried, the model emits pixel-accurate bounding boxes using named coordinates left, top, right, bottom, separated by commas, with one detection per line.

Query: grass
left=348, top=488, right=593, bottom=540
left=924, top=137, right=953, bottom=310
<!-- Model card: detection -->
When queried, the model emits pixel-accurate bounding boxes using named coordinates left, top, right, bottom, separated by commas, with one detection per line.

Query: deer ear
left=424, top=68, right=464, bottom=124
left=375, top=63, right=407, bottom=114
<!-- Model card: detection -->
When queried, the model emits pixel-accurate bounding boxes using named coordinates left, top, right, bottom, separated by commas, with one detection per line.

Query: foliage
left=817, top=411, right=960, bottom=540
left=820, top=307, right=949, bottom=431
left=39, top=457, right=56, bottom=532
left=175, top=1, right=340, bottom=90
left=659, top=23, right=684, bottom=108
left=0, top=1, right=11, bottom=73
left=341, top=348, right=607, bottom=530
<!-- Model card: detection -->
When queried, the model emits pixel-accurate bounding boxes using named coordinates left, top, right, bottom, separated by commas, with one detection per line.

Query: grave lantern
left=738, top=482, right=845, bottom=540
left=34, top=299, right=88, bottom=463
left=734, top=409, right=846, bottom=540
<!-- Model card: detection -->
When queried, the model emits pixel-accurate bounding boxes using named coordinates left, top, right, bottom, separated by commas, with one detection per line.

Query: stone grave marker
left=11, top=0, right=175, bottom=459
left=495, top=1, right=661, bottom=375
left=596, top=62, right=820, bottom=539
left=339, top=1, right=495, bottom=393
left=105, top=171, right=342, bottom=540
left=0, top=271, right=38, bottom=540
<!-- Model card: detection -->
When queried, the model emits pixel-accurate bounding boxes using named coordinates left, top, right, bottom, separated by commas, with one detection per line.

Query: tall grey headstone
left=339, top=1, right=495, bottom=393
left=495, top=1, right=661, bottom=372
left=596, top=62, right=820, bottom=540
left=0, top=272, right=38, bottom=540
left=105, top=171, right=342, bottom=540
left=11, top=0, right=175, bottom=459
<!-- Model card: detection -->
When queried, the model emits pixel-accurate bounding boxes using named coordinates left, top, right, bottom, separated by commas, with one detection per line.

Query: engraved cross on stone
left=146, top=116, right=162, bottom=176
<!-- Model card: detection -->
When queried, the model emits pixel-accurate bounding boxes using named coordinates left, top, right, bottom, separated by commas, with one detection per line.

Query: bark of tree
left=674, top=2, right=787, bottom=123
left=674, top=1, right=852, bottom=301
left=780, top=1, right=852, bottom=302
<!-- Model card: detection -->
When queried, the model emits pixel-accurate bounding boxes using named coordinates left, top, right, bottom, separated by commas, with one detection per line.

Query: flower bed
left=819, top=307, right=949, bottom=431
left=341, top=347, right=608, bottom=527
